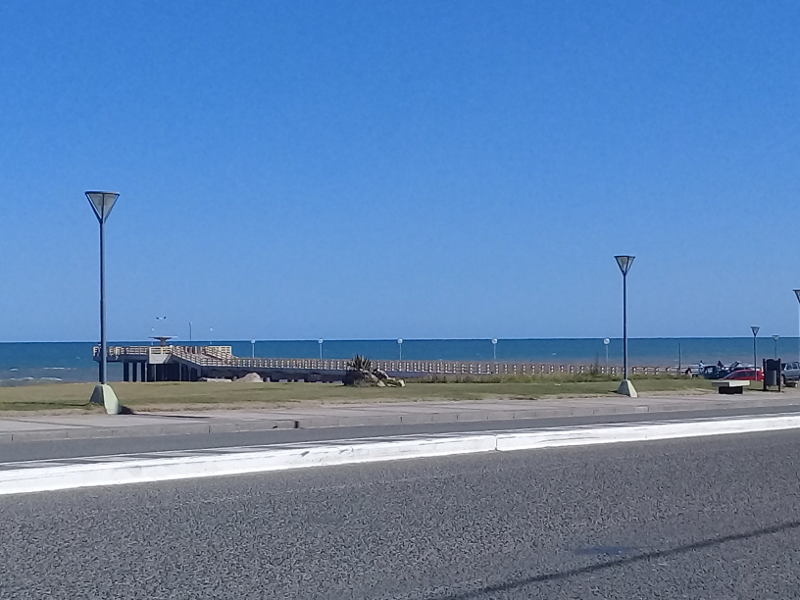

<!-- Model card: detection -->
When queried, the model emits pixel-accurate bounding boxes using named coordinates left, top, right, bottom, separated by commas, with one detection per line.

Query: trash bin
left=764, top=358, right=782, bottom=388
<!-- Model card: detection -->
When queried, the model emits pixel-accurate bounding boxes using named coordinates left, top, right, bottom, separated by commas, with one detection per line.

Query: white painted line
left=495, top=413, right=800, bottom=451
left=2, top=413, right=800, bottom=496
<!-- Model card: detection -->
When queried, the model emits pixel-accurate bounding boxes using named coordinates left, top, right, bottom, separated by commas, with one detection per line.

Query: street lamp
left=318, top=338, right=324, bottom=360
left=793, top=289, right=800, bottom=361
left=152, top=315, right=166, bottom=344
left=397, top=338, right=403, bottom=361
left=86, top=190, right=121, bottom=414
left=491, top=338, right=498, bottom=361
left=772, top=335, right=779, bottom=359
left=751, top=326, right=760, bottom=371
left=209, top=327, right=214, bottom=345
left=614, top=255, right=637, bottom=397
left=603, top=338, right=610, bottom=372
left=251, top=338, right=256, bottom=358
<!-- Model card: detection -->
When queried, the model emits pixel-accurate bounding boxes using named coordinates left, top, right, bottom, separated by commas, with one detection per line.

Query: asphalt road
left=3, top=430, right=800, bottom=599
left=5, top=403, right=800, bottom=462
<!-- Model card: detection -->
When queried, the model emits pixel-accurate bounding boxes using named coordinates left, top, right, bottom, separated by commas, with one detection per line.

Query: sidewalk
left=3, top=389, right=800, bottom=443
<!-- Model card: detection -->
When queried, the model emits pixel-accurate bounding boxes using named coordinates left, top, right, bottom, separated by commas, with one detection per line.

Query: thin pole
left=188, top=320, right=192, bottom=342
left=622, top=272, right=628, bottom=381
left=753, top=333, right=757, bottom=372
left=605, top=344, right=609, bottom=371
left=797, top=304, right=800, bottom=362
left=399, top=342, right=402, bottom=361
left=678, top=342, right=682, bottom=371
left=99, top=219, right=107, bottom=385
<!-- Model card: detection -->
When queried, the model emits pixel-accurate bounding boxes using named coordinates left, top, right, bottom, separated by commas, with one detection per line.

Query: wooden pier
left=94, top=345, right=678, bottom=382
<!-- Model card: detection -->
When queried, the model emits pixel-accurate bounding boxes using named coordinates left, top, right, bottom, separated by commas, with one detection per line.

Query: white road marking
left=2, top=412, right=799, bottom=495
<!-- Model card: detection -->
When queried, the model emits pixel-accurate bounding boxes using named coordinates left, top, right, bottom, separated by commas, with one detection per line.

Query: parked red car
left=721, top=368, right=763, bottom=381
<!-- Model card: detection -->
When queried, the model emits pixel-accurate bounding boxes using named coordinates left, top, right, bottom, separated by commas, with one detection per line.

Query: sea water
left=0, top=338, right=794, bottom=384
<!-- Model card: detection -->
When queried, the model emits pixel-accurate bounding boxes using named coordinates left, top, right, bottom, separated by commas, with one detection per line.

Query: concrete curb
left=3, top=412, right=800, bottom=495
left=5, top=398, right=800, bottom=443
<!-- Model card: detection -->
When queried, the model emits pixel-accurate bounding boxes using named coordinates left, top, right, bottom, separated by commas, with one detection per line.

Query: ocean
left=0, top=337, right=794, bottom=384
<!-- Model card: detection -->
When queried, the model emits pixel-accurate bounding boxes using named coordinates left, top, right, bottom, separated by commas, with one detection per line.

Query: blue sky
left=2, top=1, right=800, bottom=341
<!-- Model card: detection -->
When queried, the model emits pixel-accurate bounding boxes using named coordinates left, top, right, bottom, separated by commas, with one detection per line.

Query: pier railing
left=94, top=345, right=683, bottom=376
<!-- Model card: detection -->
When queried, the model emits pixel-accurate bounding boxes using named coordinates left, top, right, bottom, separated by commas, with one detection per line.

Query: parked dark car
left=700, top=364, right=741, bottom=379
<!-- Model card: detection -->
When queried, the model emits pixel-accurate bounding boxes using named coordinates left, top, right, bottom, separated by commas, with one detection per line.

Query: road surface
left=2, top=430, right=799, bottom=598
left=5, top=402, right=800, bottom=462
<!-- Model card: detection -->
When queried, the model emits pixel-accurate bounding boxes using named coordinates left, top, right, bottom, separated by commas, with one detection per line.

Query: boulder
left=236, top=372, right=264, bottom=383
left=343, top=369, right=380, bottom=387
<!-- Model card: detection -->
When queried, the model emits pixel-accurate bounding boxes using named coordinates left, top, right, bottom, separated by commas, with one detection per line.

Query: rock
left=384, top=378, right=405, bottom=387
left=199, top=377, right=232, bottom=382
left=236, top=372, right=263, bottom=383
left=376, top=380, right=386, bottom=387
left=372, top=368, right=390, bottom=381
left=343, top=369, right=379, bottom=386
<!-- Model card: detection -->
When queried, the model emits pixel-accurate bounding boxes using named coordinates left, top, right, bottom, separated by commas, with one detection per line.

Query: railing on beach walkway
left=94, top=345, right=682, bottom=376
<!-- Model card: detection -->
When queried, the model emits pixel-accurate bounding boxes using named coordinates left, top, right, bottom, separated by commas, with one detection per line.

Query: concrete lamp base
left=90, top=384, right=121, bottom=415
left=617, top=379, right=638, bottom=398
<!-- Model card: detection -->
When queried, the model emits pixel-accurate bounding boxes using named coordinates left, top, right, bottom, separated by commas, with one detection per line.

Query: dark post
left=622, top=272, right=628, bottom=380
left=614, top=255, right=636, bottom=395
left=86, top=191, right=119, bottom=387
left=99, top=218, right=107, bottom=384
left=751, top=326, right=759, bottom=377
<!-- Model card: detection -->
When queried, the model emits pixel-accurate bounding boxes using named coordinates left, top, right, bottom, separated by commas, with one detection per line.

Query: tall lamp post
left=86, top=191, right=121, bottom=413
left=751, top=326, right=760, bottom=372
left=603, top=338, right=610, bottom=372
left=794, top=289, right=800, bottom=361
left=491, top=338, right=498, bottom=361
left=614, top=255, right=637, bottom=397
left=397, top=338, right=403, bottom=361
left=318, top=338, right=324, bottom=360
left=772, top=335, right=780, bottom=359
left=251, top=339, right=256, bottom=358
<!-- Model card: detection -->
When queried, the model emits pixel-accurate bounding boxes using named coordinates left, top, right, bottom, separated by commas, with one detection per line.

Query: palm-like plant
left=347, top=354, right=372, bottom=371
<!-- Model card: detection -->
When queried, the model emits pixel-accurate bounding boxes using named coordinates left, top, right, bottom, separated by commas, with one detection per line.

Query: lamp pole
left=772, top=335, right=779, bottom=359
left=614, top=255, right=636, bottom=396
left=603, top=338, right=610, bottom=372
left=86, top=191, right=120, bottom=386
left=751, top=326, right=760, bottom=371
left=397, top=338, right=403, bottom=361
left=188, top=320, right=193, bottom=342
left=251, top=339, right=256, bottom=358
left=794, top=289, right=800, bottom=361
left=153, top=315, right=166, bottom=342
left=491, top=338, right=498, bottom=362
left=318, top=338, right=324, bottom=360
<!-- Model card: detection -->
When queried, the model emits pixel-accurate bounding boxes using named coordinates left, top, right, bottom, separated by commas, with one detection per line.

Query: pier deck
left=93, top=345, right=674, bottom=383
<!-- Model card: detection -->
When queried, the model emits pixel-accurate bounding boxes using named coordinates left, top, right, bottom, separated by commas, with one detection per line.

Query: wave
left=0, top=377, right=64, bottom=387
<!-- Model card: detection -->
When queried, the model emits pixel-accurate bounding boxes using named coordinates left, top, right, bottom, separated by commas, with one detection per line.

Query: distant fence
left=94, top=346, right=683, bottom=376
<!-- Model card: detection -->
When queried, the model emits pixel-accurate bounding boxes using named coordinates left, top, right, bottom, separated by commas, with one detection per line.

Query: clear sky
left=2, top=1, right=800, bottom=342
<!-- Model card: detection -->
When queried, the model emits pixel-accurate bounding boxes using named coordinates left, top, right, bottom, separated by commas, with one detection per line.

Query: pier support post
left=131, top=362, right=138, bottom=382
left=123, top=362, right=130, bottom=382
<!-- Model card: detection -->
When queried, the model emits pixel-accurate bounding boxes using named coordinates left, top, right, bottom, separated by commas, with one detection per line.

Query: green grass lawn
left=0, top=376, right=713, bottom=413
